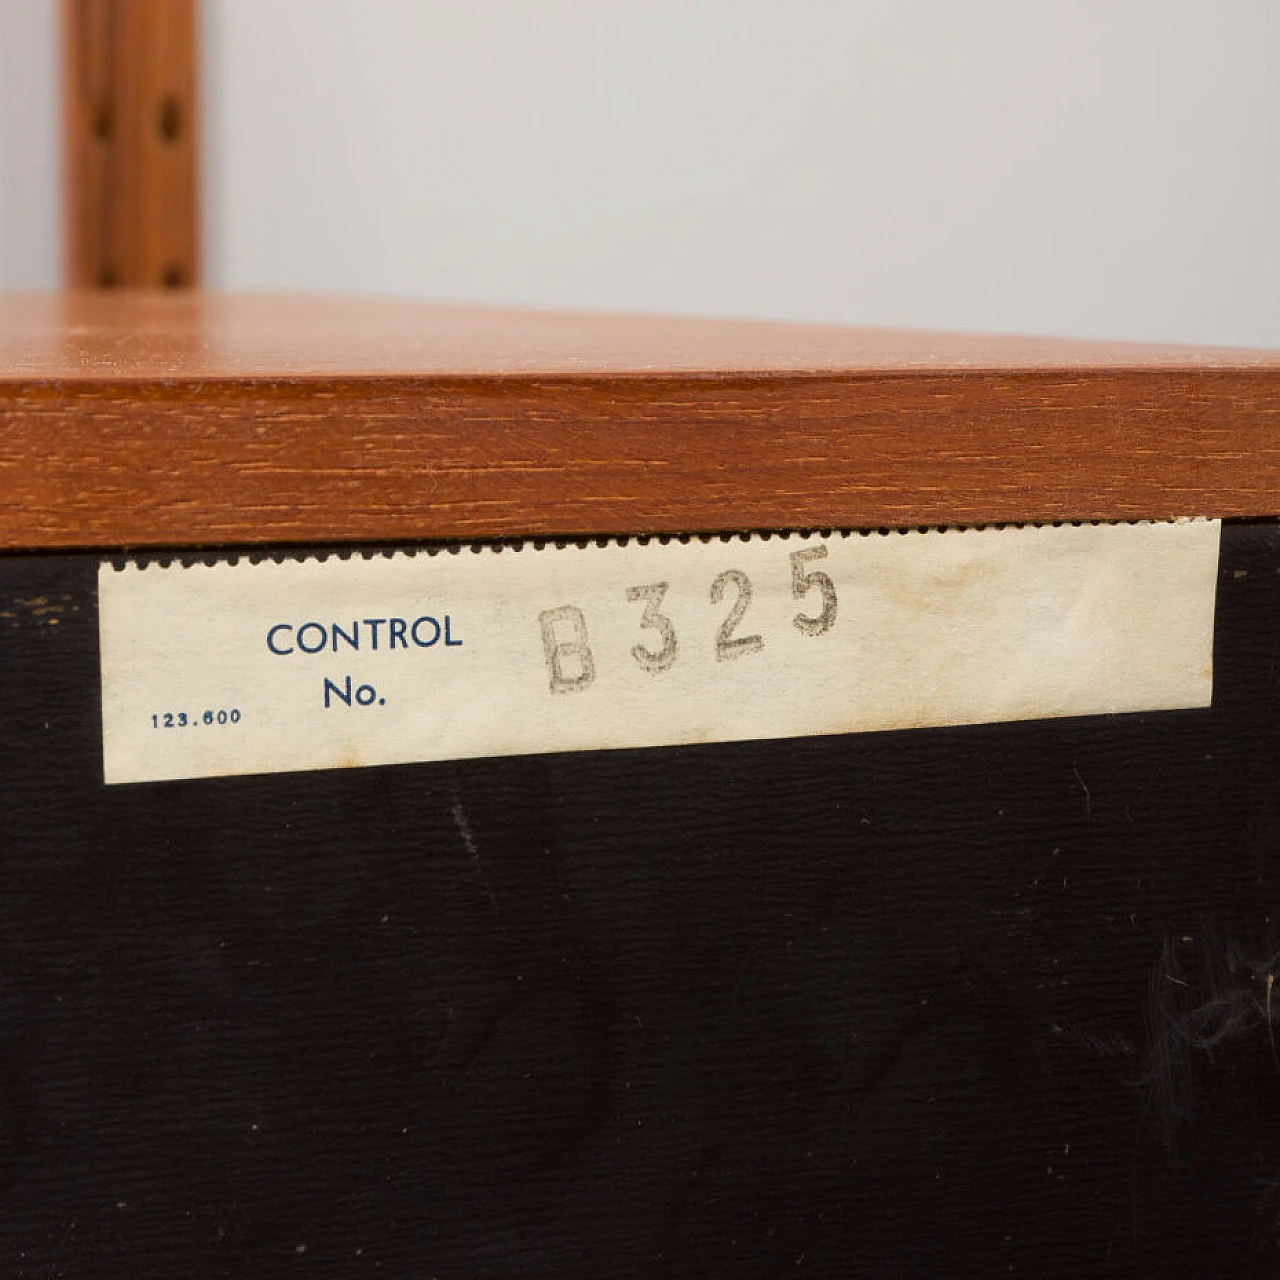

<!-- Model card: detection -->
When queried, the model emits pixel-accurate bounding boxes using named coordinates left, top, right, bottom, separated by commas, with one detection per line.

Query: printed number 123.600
left=538, top=545, right=837, bottom=693
left=151, top=709, right=243, bottom=728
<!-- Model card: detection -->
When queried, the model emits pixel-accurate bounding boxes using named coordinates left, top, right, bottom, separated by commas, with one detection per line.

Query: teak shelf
left=2, top=292, right=1279, bottom=549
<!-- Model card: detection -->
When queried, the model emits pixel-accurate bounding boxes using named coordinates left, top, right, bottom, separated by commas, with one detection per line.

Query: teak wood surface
left=2, top=292, right=1279, bottom=550
left=62, top=0, right=199, bottom=290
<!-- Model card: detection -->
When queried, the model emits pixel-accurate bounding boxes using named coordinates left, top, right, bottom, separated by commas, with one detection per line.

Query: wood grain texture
left=62, top=0, right=199, bottom=290
left=6, top=293, right=1280, bottom=377
left=2, top=293, right=1279, bottom=549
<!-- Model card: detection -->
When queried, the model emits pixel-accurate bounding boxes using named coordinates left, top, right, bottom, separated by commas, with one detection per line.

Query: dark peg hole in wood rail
left=161, top=264, right=185, bottom=289
left=92, top=101, right=113, bottom=141
left=96, top=265, right=119, bottom=289
left=157, top=96, right=182, bottom=144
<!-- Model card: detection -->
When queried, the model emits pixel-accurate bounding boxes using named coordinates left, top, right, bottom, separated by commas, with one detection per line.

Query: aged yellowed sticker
left=98, top=522, right=1220, bottom=785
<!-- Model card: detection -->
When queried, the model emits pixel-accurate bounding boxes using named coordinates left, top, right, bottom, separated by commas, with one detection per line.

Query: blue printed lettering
left=324, top=675, right=353, bottom=707
left=297, top=623, right=327, bottom=654
left=268, top=616, right=464, bottom=655
left=267, top=624, right=293, bottom=655
left=411, top=616, right=440, bottom=648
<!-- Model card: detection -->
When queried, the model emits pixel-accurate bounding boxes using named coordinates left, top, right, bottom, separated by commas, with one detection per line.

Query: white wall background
left=3, top=0, right=1279, bottom=346
left=0, top=1, right=58, bottom=291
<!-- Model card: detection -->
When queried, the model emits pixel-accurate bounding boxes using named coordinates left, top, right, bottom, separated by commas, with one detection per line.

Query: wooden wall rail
left=2, top=295, right=1279, bottom=550
left=62, top=0, right=199, bottom=290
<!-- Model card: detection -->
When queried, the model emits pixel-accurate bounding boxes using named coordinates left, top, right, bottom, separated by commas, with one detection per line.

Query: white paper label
left=98, top=522, right=1220, bottom=785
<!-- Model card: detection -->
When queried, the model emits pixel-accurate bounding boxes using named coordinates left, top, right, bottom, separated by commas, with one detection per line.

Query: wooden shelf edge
left=2, top=368, right=1278, bottom=548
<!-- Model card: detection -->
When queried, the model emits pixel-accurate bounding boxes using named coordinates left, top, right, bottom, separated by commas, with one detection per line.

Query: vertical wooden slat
left=62, top=0, right=199, bottom=289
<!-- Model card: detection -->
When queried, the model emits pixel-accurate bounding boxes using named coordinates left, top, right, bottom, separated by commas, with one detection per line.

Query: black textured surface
left=1, top=526, right=1279, bottom=1277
